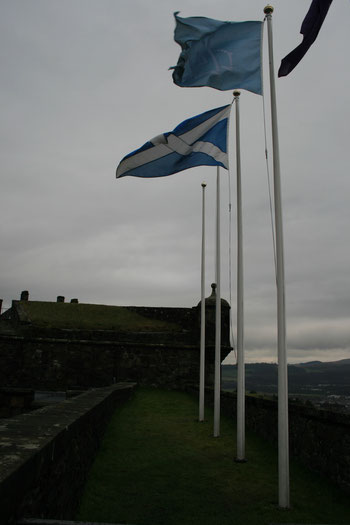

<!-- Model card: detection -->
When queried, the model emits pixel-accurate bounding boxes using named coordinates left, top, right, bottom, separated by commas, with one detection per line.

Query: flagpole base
left=234, top=457, right=247, bottom=463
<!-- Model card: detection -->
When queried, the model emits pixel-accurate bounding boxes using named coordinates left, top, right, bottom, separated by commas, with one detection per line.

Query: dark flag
left=278, top=0, right=333, bottom=77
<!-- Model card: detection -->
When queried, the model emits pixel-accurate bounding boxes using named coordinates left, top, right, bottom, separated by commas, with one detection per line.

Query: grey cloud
left=1, top=1, right=350, bottom=364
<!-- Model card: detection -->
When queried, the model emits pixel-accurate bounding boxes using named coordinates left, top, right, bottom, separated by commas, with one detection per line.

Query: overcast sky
left=1, top=0, right=349, bottom=364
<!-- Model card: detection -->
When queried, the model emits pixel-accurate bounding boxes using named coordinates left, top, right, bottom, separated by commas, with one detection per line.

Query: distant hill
left=295, top=359, right=350, bottom=367
left=222, top=359, right=350, bottom=396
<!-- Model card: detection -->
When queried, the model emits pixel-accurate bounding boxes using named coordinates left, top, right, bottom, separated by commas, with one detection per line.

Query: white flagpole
left=264, top=5, right=290, bottom=508
left=234, top=90, right=246, bottom=462
left=214, top=166, right=221, bottom=437
left=199, top=181, right=207, bottom=422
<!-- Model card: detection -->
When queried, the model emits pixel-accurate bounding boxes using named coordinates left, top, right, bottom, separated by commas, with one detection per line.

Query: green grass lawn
left=77, top=387, right=350, bottom=525
left=18, top=301, right=178, bottom=331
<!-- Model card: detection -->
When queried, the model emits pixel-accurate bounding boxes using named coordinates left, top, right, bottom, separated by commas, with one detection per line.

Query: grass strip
left=19, top=302, right=178, bottom=331
left=77, top=387, right=350, bottom=525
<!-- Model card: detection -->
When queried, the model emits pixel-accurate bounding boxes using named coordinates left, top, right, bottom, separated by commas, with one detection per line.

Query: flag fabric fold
left=170, top=13, right=263, bottom=95
left=278, top=0, right=333, bottom=77
left=116, top=105, right=231, bottom=179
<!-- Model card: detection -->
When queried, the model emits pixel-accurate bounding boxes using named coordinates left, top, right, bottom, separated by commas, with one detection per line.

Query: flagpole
left=199, top=181, right=207, bottom=422
left=233, top=90, right=246, bottom=462
left=264, top=5, right=290, bottom=508
left=214, top=166, right=221, bottom=438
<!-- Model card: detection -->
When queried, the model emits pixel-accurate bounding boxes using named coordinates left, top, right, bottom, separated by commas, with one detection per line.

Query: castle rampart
left=0, top=289, right=232, bottom=392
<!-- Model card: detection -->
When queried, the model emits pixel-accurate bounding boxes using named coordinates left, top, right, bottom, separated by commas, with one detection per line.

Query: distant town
left=222, top=359, right=350, bottom=414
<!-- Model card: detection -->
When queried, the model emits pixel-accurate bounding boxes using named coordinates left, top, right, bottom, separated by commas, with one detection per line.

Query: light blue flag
left=116, top=105, right=231, bottom=179
left=171, top=13, right=263, bottom=95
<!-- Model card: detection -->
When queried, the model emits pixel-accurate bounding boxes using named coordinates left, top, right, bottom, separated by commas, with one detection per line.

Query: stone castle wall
left=0, top=300, right=232, bottom=392
left=219, top=390, right=350, bottom=494
left=0, top=383, right=135, bottom=525
left=0, top=334, right=221, bottom=391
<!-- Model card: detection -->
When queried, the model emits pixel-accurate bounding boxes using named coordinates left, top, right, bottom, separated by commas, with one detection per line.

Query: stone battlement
left=0, top=288, right=232, bottom=391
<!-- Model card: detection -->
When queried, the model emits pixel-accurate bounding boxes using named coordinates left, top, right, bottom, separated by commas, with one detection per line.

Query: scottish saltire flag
left=170, top=13, right=263, bottom=95
left=279, top=0, right=333, bottom=77
left=116, top=105, right=231, bottom=179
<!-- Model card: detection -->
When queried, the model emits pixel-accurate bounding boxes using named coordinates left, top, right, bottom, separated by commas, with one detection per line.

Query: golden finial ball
left=201, top=182, right=207, bottom=188
left=264, top=5, right=274, bottom=14
left=233, top=90, right=241, bottom=97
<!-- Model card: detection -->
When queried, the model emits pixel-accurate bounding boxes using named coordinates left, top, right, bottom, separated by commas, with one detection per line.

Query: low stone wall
left=0, top=382, right=136, bottom=525
left=220, top=391, right=350, bottom=494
